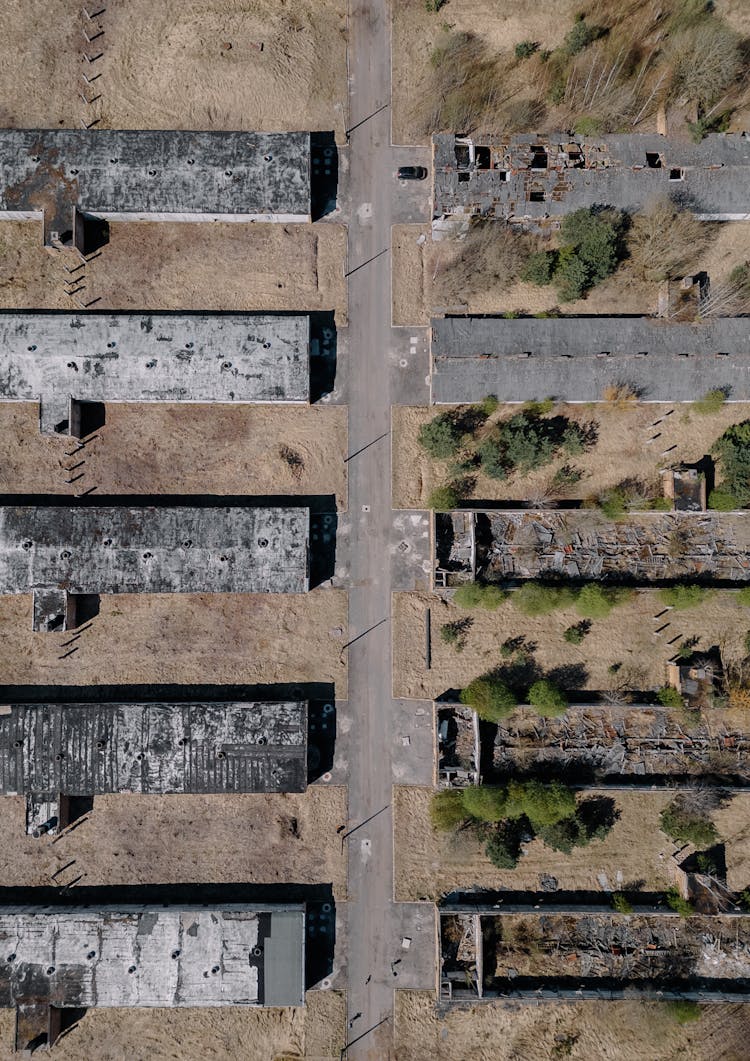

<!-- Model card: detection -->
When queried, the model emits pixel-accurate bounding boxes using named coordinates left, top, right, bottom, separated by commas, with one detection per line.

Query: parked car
left=397, top=165, right=428, bottom=181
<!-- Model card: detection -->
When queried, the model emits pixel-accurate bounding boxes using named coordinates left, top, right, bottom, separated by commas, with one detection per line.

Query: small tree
left=429, top=789, right=467, bottom=831
left=462, top=784, right=508, bottom=822
left=563, top=622, right=588, bottom=644
left=528, top=679, right=568, bottom=717
left=660, top=798, right=718, bottom=847
left=426, top=483, right=459, bottom=510
left=659, top=585, right=712, bottom=610
left=575, top=584, right=618, bottom=620
left=712, top=420, right=750, bottom=507
left=505, top=779, right=577, bottom=828
left=564, top=16, right=605, bottom=55
left=460, top=677, right=517, bottom=721
left=665, top=886, right=694, bottom=917
left=418, top=413, right=464, bottom=459
left=514, top=39, right=539, bottom=60
left=521, top=250, right=557, bottom=285
left=453, top=582, right=506, bottom=610
left=485, top=820, right=523, bottom=868
left=657, top=686, right=684, bottom=708
left=512, top=582, right=576, bottom=616
left=612, top=892, right=633, bottom=914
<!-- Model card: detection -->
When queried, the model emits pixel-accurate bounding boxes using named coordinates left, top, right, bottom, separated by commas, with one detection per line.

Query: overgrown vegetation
left=431, top=781, right=618, bottom=868
left=664, top=999, right=702, bottom=1024
left=521, top=207, right=627, bottom=302
left=664, top=886, right=695, bottom=917
left=460, top=676, right=518, bottom=722
left=435, top=220, right=532, bottom=305
left=627, top=198, right=710, bottom=283
left=659, top=584, right=713, bottom=610
left=453, top=582, right=507, bottom=610
left=711, top=421, right=750, bottom=507
left=440, top=617, right=473, bottom=652
left=659, top=791, right=721, bottom=847
left=657, top=685, right=684, bottom=709
left=528, top=679, right=568, bottom=717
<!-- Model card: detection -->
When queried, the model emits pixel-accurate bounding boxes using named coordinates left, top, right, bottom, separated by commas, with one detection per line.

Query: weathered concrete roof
left=0, top=904, right=305, bottom=1008
left=0, top=506, right=309, bottom=595
left=431, top=316, right=750, bottom=403
left=433, top=133, right=750, bottom=223
left=0, top=129, right=311, bottom=239
left=0, top=312, right=310, bottom=432
left=0, top=701, right=307, bottom=799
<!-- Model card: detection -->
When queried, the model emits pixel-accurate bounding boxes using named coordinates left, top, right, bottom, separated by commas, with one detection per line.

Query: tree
left=563, top=622, right=588, bottom=644
left=460, top=677, right=517, bottom=721
left=712, top=421, right=750, bottom=507
left=453, top=582, right=507, bottom=610
left=514, top=40, right=539, bottom=60
left=512, top=581, right=576, bottom=617
left=521, top=250, right=557, bottom=285
left=627, top=199, right=708, bottom=283
left=429, top=789, right=467, bottom=831
left=535, top=816, right=583, bottom=853
left=426, top=483, right=459, bottom=510
left=659, top=585, right=712, bottom=610
left=528, top=678, right=568, bottom=717
left=476, top=436, right=508, bottom=480
left=485, top=820, right=523, bottom=868
left=575, top=584, right=613, bottom=619
left=660, top=797, right=718, bottom=847
left=564, top=16, right=605, bottom=56
left=418, top=413, right=464, bottom=459
left=657, top=686, right=684, bottom=708
left=504, top=779, right=576, bottom=828
left=462, top=784, right=508, bottom=822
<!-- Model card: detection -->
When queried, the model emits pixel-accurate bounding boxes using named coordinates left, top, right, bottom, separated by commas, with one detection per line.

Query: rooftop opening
left=458, top=171, right=470, bottom=182
left=496, top=170, right=509, bottom=182
left=530, top=146, right=548, bottom=170
left=669, top=168, right=684, bottom=181
left=529, top=188, right=545, bottom=203
left=454, top=144, right=471, bottom=168
left=646, top=151, right=662, bottom=169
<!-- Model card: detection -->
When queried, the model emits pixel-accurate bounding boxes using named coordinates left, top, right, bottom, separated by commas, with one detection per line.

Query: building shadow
left=309, top=311, right=337, bottom=402
left=310, top=132, right=338, bottom=221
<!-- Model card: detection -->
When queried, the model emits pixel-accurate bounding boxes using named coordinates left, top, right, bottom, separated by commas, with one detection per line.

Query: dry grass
left=0, top=222, right=348, bottom=322
left=0, top=403, right=348, bottom=507
left=0, top=989, right=345, bottom=1061
left=394, top=990, right=750, bottom=1061
left=0, top=0, right=346, bottom=135
left=393, top=785, right=750, bottom=901
left=392, top=224, right=429, bottom=326
left=392, top=590, right=750, bottom=701
left=0, top=592, right=348, bottom=695
left=392, top=401, right=750, bottom=510
left=0, top=787, right=347, bottom=895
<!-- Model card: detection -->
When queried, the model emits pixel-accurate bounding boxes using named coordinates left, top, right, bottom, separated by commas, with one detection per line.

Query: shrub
left=485, top=820, right=523, bottom=868
left=712, top=421, right=750, bottom=507
left=552, top=207, right=625, bottom=301
left=612, top=892, right=633, bottom=914
left=694, top=388, right=726, bottom=415
left=574, top=116, right=602, bottom=136
left=453, top=582, right=507, bottom=610
left=561, top=424, right=586, bottom=456
left=514, top=40, right=539, bottom=60
left=598, top=487, right=628, bottom=519
left=575, top=584, right=621, bottom=620
left=440, top=619, right=472, bottom=652
left=499, top=413, right=556, bottom=473
left=513, top=581, right=576, bottom=616
left=564, top=17, right=605, bottom=55
left=528, top=679, right=568, bottom=717
left=657, top=686, right=684, bottom=708
left=521, top=250, right=557, bottom=285
left=479, top=394, right=499, bottom=416
left=665, top=886, right=694, bottom=917
left=563, top=622, right=587, bottom=645
left=665, top=1000, right=701, bottom=1024
left=424, top=0, right=448, bottom=9
left=523, top=398, right=555, bottom=417
left=708, top=489, right=738, bottom=511
left=660, top=800, right=718, bottom=847
left=476, top=436, right=508, bottom=480
left=426, top=483, right=460, bottom=510
left=429, top=789, right=466, bottom=831
left=738, top=587, right=750, bottom=607
left=505, top=779, right=577, bottom=828
left=462, top=784, right=508, bottom=822
left=460, top=677, right=517, bottom=721
left=659, top=585, right=712, bottom=610
left=418, top=413, right=464, bottom=458
left=535, top=816, right=582, bottom=853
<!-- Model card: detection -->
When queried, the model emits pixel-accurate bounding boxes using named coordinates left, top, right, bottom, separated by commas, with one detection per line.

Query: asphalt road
left=342, top=0, right=415, bottom=1057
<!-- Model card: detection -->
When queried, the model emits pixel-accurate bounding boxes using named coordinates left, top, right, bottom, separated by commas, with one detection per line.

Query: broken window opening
left=530, top=146, right=548, bottom=170
left=529, top=188, right=545, bottom=203
left=646, top=152, right=662, bottom=169
left=458, top=171, right=470, bottom=182
left=475, top=146, right=491, bottom=169
left=669, top=168, right=684, bottom=181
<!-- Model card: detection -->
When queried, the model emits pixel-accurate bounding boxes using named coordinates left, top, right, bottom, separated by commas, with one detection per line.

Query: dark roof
left=0, top=701, right=308, bottom=797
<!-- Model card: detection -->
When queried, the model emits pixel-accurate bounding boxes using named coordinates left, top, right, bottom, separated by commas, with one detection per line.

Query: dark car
left=397, top=166, right=428, bottom=181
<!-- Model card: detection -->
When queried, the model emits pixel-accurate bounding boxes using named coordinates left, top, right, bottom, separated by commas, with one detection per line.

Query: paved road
left=342, top=0, right=419, bottom=1057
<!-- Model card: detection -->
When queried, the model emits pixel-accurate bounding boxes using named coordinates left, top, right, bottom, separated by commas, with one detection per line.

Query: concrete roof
left=0, top=312, right=310, bottom=432
left=433, top=133, right=750, bottom=223
left=0, top=701, right=308, bottom=799
left=0, top=904, right=305, bottom=1008
left=431, top=316, right=750, bottom=403
left=0, top=130, right=311, bottom=239
left=0, top=506, right=309, bottom=595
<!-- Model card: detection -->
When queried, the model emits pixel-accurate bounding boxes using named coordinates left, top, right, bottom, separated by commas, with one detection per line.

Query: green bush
left=647, top=496, right=674, bottom=512
left=657, top=686, right=684, bottom=708
left=561, top=424, right=586, bottom=456
left=694, top=388, right=726, bottom=415
left=665, top=1000, right=701, bottom=1024
left=505, top=779, right=577, bottom=828
left=564, top=17, right=605, bottom=55
left=485, top=821, right=522, bottom=868
left=660, top=801, right=718, bottom=847
left=462, top=784, right=508, bottom=822
left=528, top=679, right=568, bottom=717
left=460, top=677, right=517, bottom=721
left=535, top=816, right=583, bottom=853
left=479, top=394, right=499, bottom=416
left=612, top=892, right=633, bottom=914
left=521, top=250, right=557, bottom=285
left=476, top=436, right=509, bottom=480
left=418, top=413, right=464, bottom=458
left=512, top=582, right=576, bottom=616
left=712, top=420, right=750, bottom=507
left=522, top=398, right=555, bottom=416
left=665, top=886, right=694, bottom=917
left=597, top=487, right=628, bottom=519
left=425, top=0, right=448, bottom=9
left=552, top=208, right=625, bottom=301
left=514, top=40, right=539, bottom=60
left=563, top=623, right=587, bottom=645
left=659, top=585, right=712, bottom=610
left=574, top=584, right=625, bottom=620
left=738, top=587, right=750, bottom=607
left=453, top=582, right=507, bottom=610
left=500, top=413, right=556, bottom=472
left=429, top=789, right=466, bottom=831
left=426, top=483, right=460, bottom=510
left=708, top=489, right=738, bottom=511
